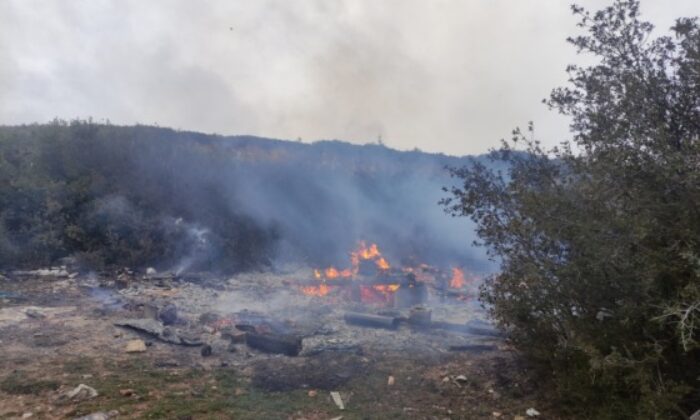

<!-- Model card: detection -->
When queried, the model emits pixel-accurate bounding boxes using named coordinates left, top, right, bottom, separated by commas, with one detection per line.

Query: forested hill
left=0, top=121, right=488, bottom=273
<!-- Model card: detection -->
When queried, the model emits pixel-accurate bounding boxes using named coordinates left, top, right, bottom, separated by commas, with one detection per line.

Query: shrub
left=442, top=1, right=700, bottom=418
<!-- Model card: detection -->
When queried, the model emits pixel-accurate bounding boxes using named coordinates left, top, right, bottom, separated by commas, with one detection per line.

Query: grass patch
left=0, top=372, right=61, bottom=395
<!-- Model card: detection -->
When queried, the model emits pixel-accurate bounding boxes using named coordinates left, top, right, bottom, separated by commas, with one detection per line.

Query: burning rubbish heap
left=300, top=241, right=478, bottom=307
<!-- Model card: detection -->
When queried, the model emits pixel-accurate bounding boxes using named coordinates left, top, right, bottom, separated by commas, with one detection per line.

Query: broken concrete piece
left=125, top=340, right=147, bottom=353
left=330, top=391, right=345, bottom=410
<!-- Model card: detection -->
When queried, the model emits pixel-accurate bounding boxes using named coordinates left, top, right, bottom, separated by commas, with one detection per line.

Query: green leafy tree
left=442, top=1, right=699, bottom=417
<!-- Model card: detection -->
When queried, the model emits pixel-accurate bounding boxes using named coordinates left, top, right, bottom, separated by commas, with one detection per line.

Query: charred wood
left=246, top=332, right=302, bottom=356
left=344, top=312, right=399, bottom=329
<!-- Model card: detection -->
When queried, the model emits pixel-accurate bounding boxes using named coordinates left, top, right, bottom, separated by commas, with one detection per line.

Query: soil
left=0, top=271, right=559, bottom=419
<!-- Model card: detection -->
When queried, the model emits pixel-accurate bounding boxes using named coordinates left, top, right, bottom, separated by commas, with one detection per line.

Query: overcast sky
left=1, top=1, right=697, bottom=155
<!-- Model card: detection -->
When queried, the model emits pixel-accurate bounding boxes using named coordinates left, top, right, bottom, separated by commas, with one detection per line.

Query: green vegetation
left=0, top=122, right=277, bottom=272
left=443, top=1, right=699, bottom=418
left=0, top=372, right=60, bottom=395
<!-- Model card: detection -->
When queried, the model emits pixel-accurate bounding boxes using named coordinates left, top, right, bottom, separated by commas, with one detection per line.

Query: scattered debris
left=330, top=391, right=345, bottom=410
left=344, top=311, right=399, bottom=329
left=526, top=407, right=541, bottom=417
left=125, top=339, right=147, bottom=353
left=387, top=375, right=395, bottom=386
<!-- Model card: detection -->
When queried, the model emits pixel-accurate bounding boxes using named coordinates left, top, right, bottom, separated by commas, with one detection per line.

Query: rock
left=330, top=391, right=345, bottom=410
left=454, top=375, right=468, bottom=383
left=146, top=267, right=157, bottom=276
left=691, top=410, right=700, bottom=420
left=119, top=388, right=134, bottom=397
left=74, top=410, right=119, bottom=420
left=387, top=376, right=395, bottom=386
left=57, top=384, right=98, bottom=404
left=308, top=390, right=317, bottom=397
left=158, top=304, right=178, bottom=325
left=125, top=339, right=147, bottom=353
left=201, top=344, right=213, bottom=357
left=526, top=407, right=541, bottom=417
left=25, top=309, right=46, bottom=319
left=21, top=412, right=33, bottom=418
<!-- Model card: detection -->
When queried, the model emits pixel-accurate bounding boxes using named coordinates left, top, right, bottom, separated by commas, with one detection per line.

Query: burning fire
left=450, top=267, right=465, bottom=289
left=302, top=242, right=398, bottom=302
left=300, top=283, right=331, bottom=297
left=313, top=241, right=392, bottom=281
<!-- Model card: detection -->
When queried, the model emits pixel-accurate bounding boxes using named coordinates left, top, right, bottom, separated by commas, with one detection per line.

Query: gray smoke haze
left=1, top=1, right=697, bottom=155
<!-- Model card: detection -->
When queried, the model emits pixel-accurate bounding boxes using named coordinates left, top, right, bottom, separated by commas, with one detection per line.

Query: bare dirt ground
left=0, top=271, right=555, bottom=419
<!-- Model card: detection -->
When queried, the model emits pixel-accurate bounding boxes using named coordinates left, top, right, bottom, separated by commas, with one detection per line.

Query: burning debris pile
left=300, top=241, right=479, bottom=307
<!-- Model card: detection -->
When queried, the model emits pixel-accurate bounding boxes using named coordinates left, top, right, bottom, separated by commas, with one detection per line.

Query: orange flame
left=450, top=267, right=465, bottom=289
left=301, top=283, right=331, bottom=297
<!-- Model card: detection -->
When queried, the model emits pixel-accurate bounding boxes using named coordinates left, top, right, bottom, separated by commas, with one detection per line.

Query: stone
left=690, top=409, right=700, bottom=420
left=158, top=304, right=178, bottom=326
left=58, top=384, right=98, bottom=404
left=125, top=339, right=147, bottom=353
left=74, top=410, right=119, bottom=420
left=526, top=408, right=541, bottom=417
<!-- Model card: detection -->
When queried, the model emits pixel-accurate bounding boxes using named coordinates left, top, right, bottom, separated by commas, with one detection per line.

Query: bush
left=442, top=1, right=699, bottom=418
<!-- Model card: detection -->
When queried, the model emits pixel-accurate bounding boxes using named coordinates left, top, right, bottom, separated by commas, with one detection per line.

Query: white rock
left=526, top=407, right=541, bottom=417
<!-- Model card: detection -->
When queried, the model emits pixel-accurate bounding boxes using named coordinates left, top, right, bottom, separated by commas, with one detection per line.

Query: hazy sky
left=1, top=1, right=697, bottom=155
